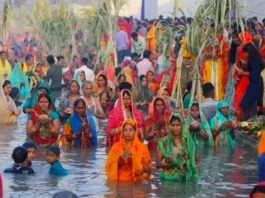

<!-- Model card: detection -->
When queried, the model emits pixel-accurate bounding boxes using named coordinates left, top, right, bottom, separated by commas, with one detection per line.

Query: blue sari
left=69, top=109, right=98, bottom=147
left=9, top=62, right=30, bottom=97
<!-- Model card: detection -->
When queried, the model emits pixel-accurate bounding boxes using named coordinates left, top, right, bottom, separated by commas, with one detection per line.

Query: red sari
left=29, top=104, right=58, bottom=147
left=106, top=90, right=144, bottom=148
left=145, top=97, right=172, bottom=151
left=233, top=32, right=253, bottom=120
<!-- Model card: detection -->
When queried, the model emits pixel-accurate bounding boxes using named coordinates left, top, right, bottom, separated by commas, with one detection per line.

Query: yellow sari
left=0, top=59, right=12, bottom=87
left=0, top=85, right=18, bottom=124
left=105, top=119, right=152, bottom=182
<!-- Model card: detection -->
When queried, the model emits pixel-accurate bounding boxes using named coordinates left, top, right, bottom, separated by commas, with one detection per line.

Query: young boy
left=47, top=146, right=68, bottom=176
left=4, top=146, right=34, bottom=175
left=22, top=142, right=37, bottom=167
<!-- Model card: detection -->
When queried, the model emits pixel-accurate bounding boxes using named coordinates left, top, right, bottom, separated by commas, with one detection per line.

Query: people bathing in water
left=46, top=146, right=68, bottom=176
left=26, top=93, right=60, bottom=148
left=4, top=146, right=35, bottom=175
left=0, top=80, right=21, bottom=124
left=105, top=119, right=152, bottom=182
left=60, top=98, right=98, bottom=148
left=22, top=142, right=37, bottom=167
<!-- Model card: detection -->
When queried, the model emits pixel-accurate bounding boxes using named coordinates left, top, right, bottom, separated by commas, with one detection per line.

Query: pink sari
left=106, top=90, right=144, bottom=147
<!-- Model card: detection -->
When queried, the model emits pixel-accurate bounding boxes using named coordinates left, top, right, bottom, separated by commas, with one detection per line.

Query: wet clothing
left=49, top=161, right=68, bottom=176
left=4, top=164, right=34, bottom=175
left=45, top=64, right=62, bottom=90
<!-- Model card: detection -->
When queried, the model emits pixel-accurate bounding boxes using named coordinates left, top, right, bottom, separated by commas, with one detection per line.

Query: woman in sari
left=156, top=113, right=198, bottom=182
left=94, top=73, right=114, bottom=101
left=210, top=101, right=237, bottom=147
left=9, top=61, right=30, bottom=97
left=116, top=74, right=127, bottom=87
left=58, top=80, right=80, bottom=122
left=74, top=70, right=86, bottom=95
left=145, top=97, right=172, bottom=151
left=107, top=89, right=144, bottom=147
left=148, top=86, right=176, bottom=115
left=0, top=51, right=12, bottom=87
left=0, top=80, right=21, bottom=124
left=26, top=93, right=60, bottom=147
left=146, top=70, right=158, bottom=94
left=28, top=62, right=44, bottom=93
left=135, top=75, right=154, bottom=114
left=105, top=119, right=152, bottom=182
left=60, top=98, right=97, bottom=148
left=146, top=22, right=157, bottom=53
left=23, top=82, right=55, bottom=114
left=233, top=31, right=253, bottom=120
left=187, top=102, right=214, bottom=148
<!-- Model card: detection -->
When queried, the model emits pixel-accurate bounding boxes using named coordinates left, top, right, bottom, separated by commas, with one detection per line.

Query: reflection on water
left=0, top=113, right=258, bottom=198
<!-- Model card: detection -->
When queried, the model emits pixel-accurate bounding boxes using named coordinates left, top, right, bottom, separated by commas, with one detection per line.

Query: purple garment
left=115, top=30, right=129, bottom=51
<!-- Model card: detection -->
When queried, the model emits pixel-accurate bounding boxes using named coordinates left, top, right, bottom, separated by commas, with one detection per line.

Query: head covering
left=187, top=102, right=214, bottom=147
left=74, top=70, right=85, bottom=95
left=148, top=87, right=169, bottom=115
left=158, top=113, right=198, bottom=181
left=105, top=119, right=152, bottom=181
left=70, top=99, right=97, bottom=147
left=106, top=89, right=144, bottom=147
left=135, top=75, right=154, bottom=103
left=237, top=32, right=253, bottom=61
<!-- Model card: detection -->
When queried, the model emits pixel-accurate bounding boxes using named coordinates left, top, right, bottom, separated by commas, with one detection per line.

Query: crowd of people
left=0, top=14, right=265, bottom=197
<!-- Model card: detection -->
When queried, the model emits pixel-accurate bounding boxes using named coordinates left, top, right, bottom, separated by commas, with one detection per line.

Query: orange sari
left=258, top=132, right=265, bottom=157
left=105, top=119, right=152, bottom=182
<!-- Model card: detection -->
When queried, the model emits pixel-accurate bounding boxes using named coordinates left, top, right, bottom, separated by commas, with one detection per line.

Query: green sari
left=158, top=113, right=198, bottom=182
left=186, top=102, right=214, bottom=148
left=210, top=101, right=235, bottom=147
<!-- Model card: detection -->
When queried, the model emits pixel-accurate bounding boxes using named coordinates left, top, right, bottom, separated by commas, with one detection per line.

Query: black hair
left=131, top=32, right=138, bottom=38
left=191, top=103, right=199, bottom=109
left=0, top=51, right=7, bottom=55
left=38, top=93, right=52, bottom=108
left=12, top=146, right=28, bottom=164
left=251, top=16, right=258, bottom=21
left=22, top=142, right=37, bottom=150
left=131, top=52, right=139, bottom=59
left=154, top=97, right=164, bottom=107
left=139, top=75, right=147, bottom=82
left=47, top=146, right=60, bottom=157
left=52, top=191, right=78, bottom=198
left=25, top=54, right=33, bottom=61
left=119, top=82, right=132, bottom=92
left=73, top=98, right=86, bottom=109
left=169, top=115, right=181, bottom=124
left=123, top=122, right=136, bottom=130
left=46, top=55, right=55, bottom=65
left=136, top=26, right=142, bottom=32
left=9, top=87, right=19, bottom=99
left=57, top=56, right=65, bottom=62
left=182, top=81, right=192, bottom=100
left=115, top=67, right=122, bottom=77
left=72, top=55, right=78, bottom=60
left=243, top=43, right=263, bottom=69
left=118, top=74, right=126, bottom=81
left=2, top=80, right=11, bottom=88
left=202, top=82, right=215, bottom=98
left=143, top=50, right=152, bottom=59
left=262, top=18, right=265, bottom=24
left=98, top=74, right=108, bottom=86
left=122, top=89, right=131, bottom=98
left=81, top=57, right=88, bottom=65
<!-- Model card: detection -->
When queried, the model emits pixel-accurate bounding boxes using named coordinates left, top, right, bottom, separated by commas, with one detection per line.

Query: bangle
left=162, top=158, right=168, bottom=166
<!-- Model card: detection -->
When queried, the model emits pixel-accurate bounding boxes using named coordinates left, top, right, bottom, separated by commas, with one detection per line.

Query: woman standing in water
left=60, top=98, right=97, bottom=148
left=27, top=93, right=60, bottom=147
left=210, top=101, right=237, bottom=147
left=145, top=97, right=171, bottom=151
left=0, top=80, right=21, bottom=124
left=105, top=119, right=152, bottom=182
left=58, top=80, right=80, bottom=122
left=28, top=62, right=45, bottom=93
left=156, top=113, right=198, bottom=182
left=106, top=89, right=144, bottom=147
left=187, top=102, right=214, bottom=148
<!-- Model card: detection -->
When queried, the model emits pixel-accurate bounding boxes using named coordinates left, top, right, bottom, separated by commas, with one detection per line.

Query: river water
left=0, top=113, right=258, bottom=198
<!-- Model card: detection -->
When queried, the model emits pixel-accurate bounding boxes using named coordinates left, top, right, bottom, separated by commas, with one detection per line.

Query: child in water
left=47, top=146, right=68, bottom=176
left=4, top=146, right=34, bottom=175
left=22, top=142, right=37, bottom=167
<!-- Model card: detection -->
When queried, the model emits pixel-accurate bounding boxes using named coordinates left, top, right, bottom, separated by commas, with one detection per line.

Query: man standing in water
left=45, top=55, right=62, bottom=98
